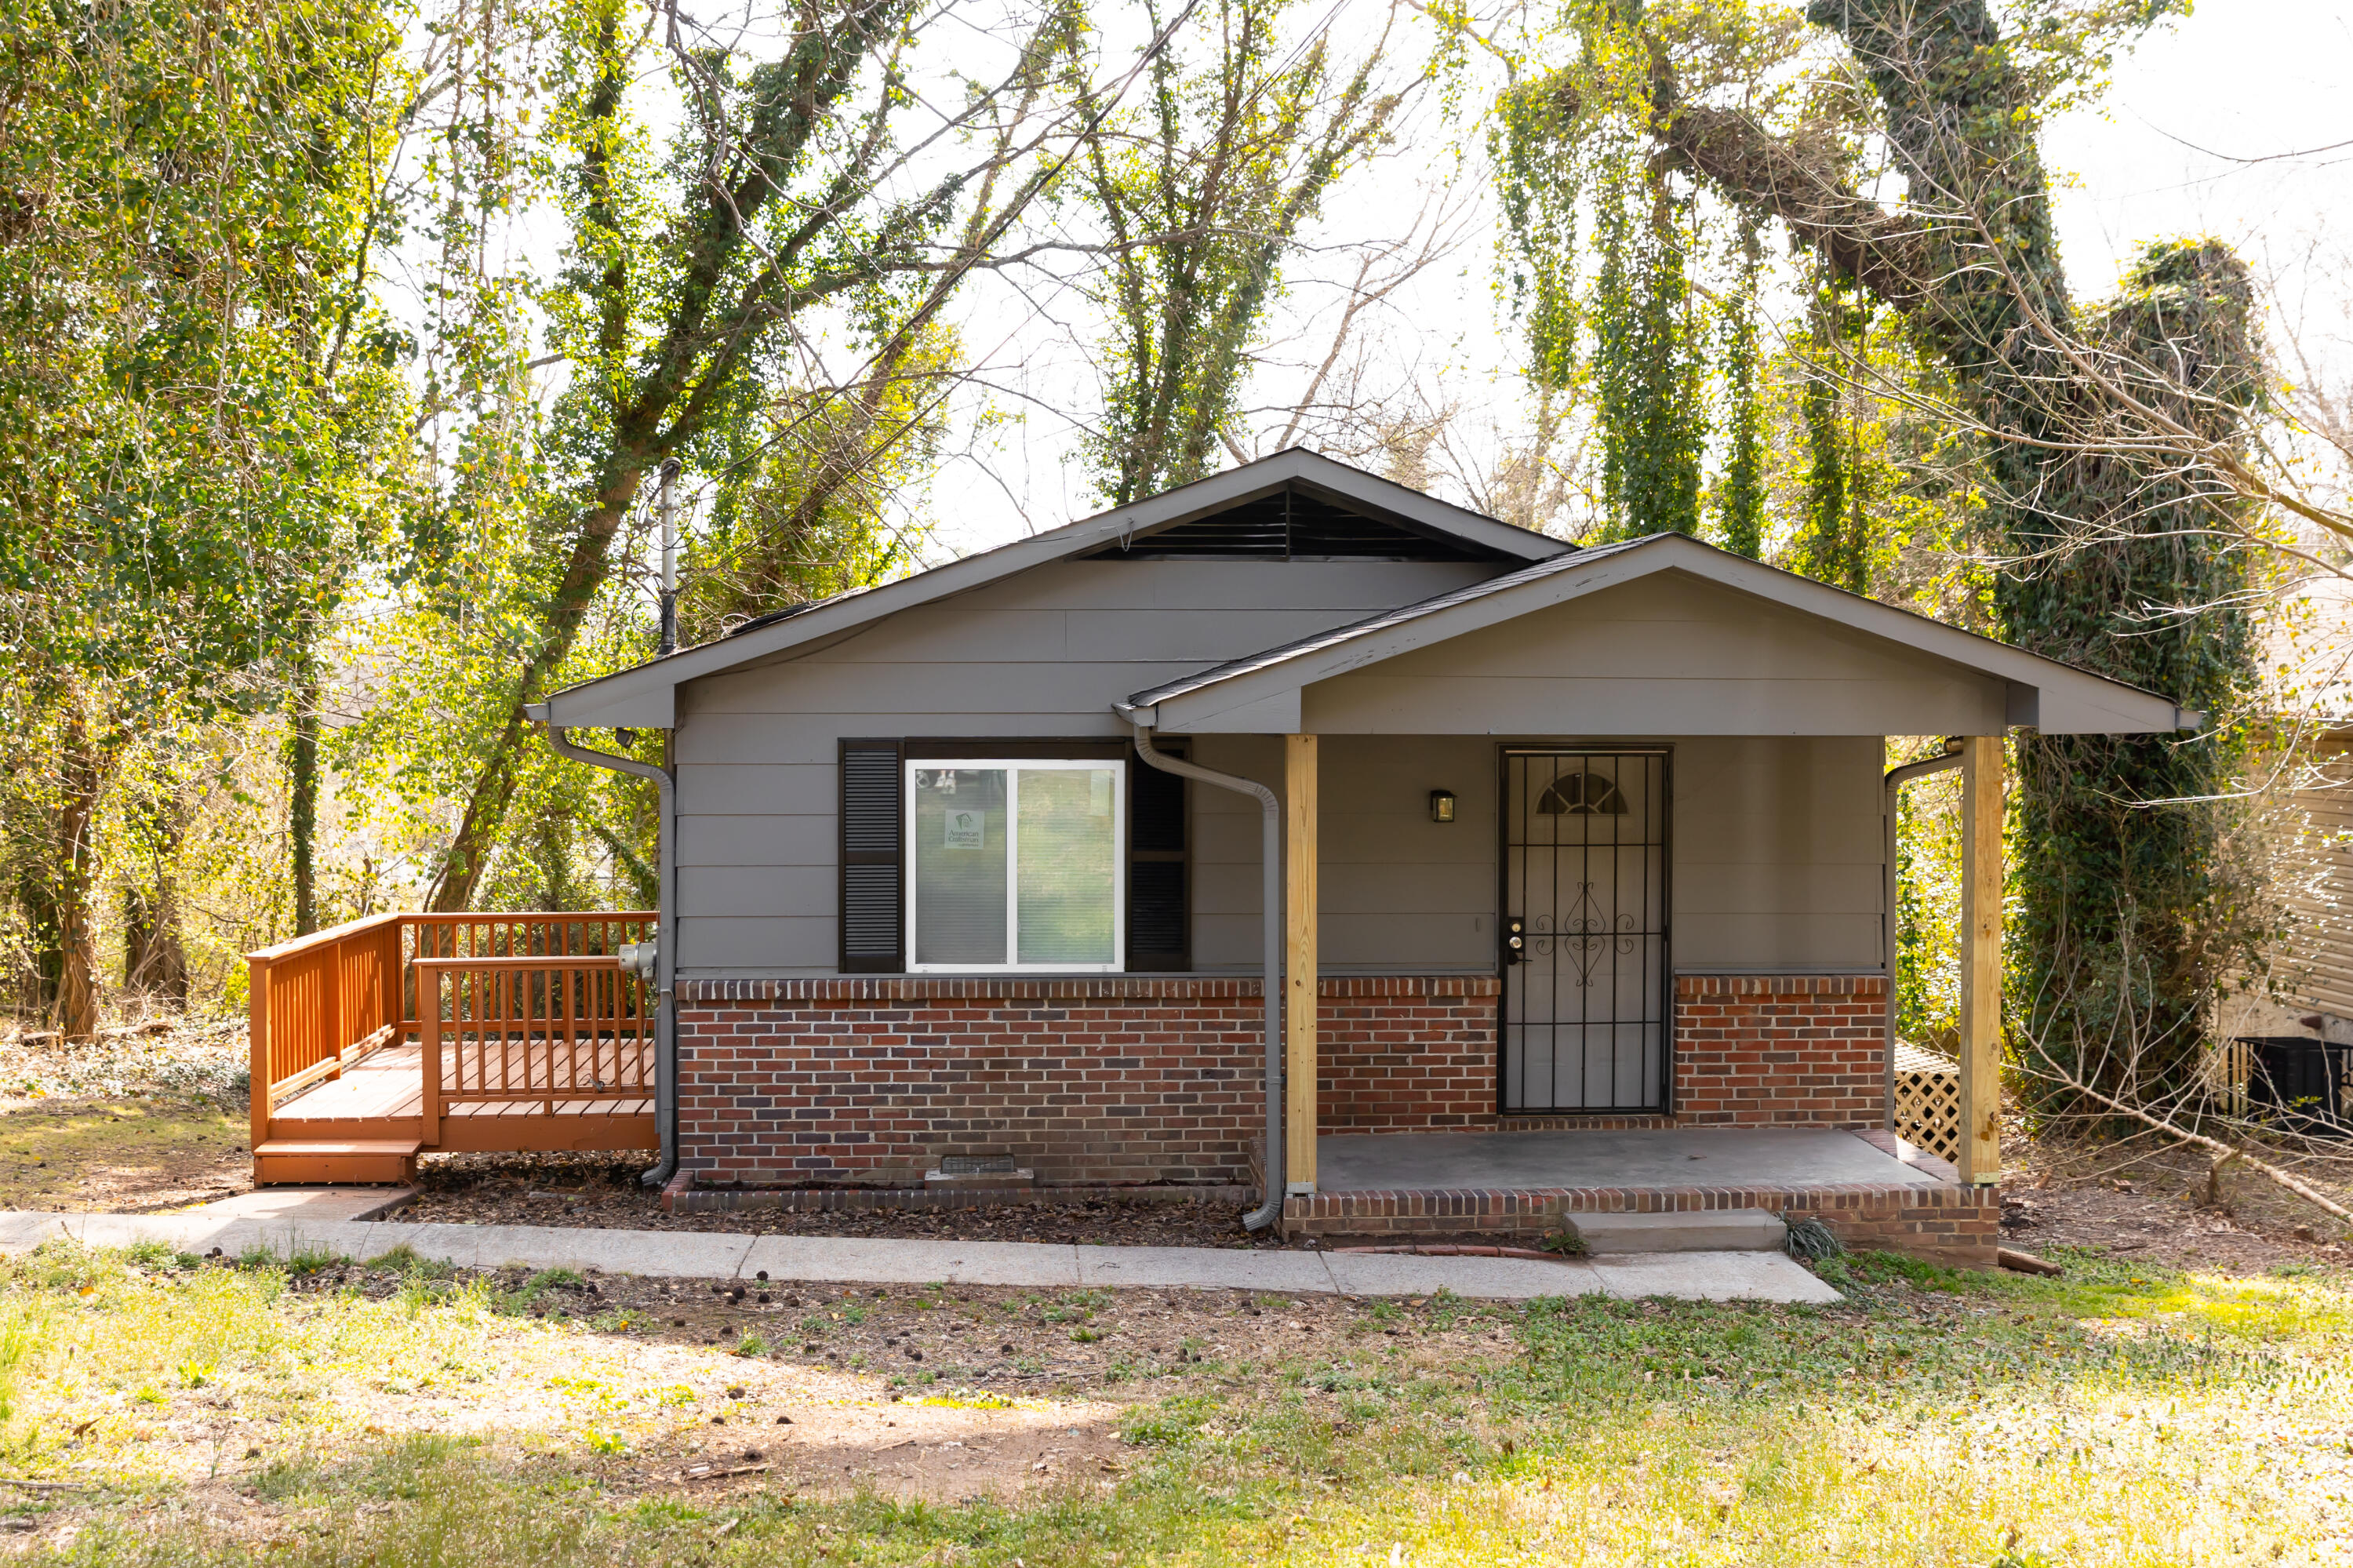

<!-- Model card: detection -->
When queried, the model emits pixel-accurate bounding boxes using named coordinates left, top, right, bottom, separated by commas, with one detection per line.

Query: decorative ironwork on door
left=1500, top=750, right=1669, bottom=1111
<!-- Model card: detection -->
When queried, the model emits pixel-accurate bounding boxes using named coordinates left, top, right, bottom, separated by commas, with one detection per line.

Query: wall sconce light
left=1429, top=789, right=1457, bottom=823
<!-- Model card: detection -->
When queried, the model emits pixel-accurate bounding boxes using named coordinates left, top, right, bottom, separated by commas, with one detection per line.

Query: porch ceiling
left=1314, top=1128, right=1947, bottom=1195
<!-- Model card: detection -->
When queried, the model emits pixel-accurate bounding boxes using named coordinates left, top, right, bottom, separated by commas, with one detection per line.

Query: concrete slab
left=173, top=1188, right=416, bottom=1224
left=0, top=1213, right=62, bottom=1253
left=427, top=1224, right=755, bottom=1280
left=1322, top=1252, right=1604, bottom=1300
left=1588, top=1251, right=1842, bottom=1304
left=0, top=1211, right=1840, bottom=1304
left=1075, top=1246, right=1336, bottom=1294
left=741, top=1236, right=1081, bottom=1288
left=1317, top=1127, right=1941, bottom=1194
left=1568, top=1210, right=1788, bottom=1253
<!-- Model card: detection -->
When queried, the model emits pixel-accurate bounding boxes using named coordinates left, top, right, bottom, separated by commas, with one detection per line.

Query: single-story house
left=245, top=450, right=2196, bottom=1263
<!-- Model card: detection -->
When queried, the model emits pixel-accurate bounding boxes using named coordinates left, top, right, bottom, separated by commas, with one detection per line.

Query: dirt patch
left=51, top=1253, right=1497, bottom=1516
left=0, top=1097, right=252, bottom=1212
left=2002, top=1128, right=2353, bottom=1275
left=395, top=1152, right=1296, bottom=1247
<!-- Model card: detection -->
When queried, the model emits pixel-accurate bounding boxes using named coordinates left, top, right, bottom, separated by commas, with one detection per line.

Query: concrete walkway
left=0, top=1197, right=1840, bottom=1304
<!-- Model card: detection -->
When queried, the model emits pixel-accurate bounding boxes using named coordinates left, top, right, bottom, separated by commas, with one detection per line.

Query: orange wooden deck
left=248, top=913, right=660, bottom=1184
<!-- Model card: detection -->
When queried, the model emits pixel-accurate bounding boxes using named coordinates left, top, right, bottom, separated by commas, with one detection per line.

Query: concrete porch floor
left=1313, top=1127, right=1947, bottom=1194
left=1286, top=1126, right=1993, bottom=1261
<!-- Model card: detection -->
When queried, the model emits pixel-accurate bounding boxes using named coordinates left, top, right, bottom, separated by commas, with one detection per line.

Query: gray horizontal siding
left=672, top=560, right=1496, bottom=976
left=1294, top=573, right=2007, bottom=737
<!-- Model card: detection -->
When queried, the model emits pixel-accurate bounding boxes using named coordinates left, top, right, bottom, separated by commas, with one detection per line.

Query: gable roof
left=1117, top=531, right=2197, bottom=736
left=539, top=449, right=1568, bottom=729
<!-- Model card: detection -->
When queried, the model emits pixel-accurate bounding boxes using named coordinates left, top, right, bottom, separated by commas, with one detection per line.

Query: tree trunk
left=1636, top=0, right=2258, bottom=1101
left=426, top=456, right=653, bottom=914
left=289, top=658, right=320, bottom=936
left=120, top=777, right=190, bottom=1007
left=54, top=707, right=102, bottom=1043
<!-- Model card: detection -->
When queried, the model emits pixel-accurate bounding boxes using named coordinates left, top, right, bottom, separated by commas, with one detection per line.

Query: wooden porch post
left=248, top=955, right=272, bottom=1155
left=1958, top=733, right=2005, bottom=1185
left=1285, top=733, right=1318, bottom=1195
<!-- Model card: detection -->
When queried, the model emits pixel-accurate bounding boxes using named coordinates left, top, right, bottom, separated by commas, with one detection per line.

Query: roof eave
left=543, top=449, right=1566, bottom=722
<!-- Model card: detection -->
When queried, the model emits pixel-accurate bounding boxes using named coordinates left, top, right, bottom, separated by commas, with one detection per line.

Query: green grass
left=5, top=1242, right=2352, bottom=1564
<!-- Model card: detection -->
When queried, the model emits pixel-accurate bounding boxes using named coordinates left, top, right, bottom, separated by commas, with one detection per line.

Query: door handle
left=1504, top=915, right=1525, bottom=965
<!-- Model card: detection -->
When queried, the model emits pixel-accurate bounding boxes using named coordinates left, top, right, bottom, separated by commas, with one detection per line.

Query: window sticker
left=944, top=806, right=984, bottom=849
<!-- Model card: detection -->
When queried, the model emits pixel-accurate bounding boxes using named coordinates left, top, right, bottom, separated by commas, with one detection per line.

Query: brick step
left=1566, top=1210, right=1788, bottom=1253
left=253, top=1140, right=422, bottom=1186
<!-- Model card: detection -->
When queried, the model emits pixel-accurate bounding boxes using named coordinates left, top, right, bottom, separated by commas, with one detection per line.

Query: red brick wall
left=674, top=971, right=1889, bottom=1184
left=1672, top=974, right=1887, bottom=1128
left=1318, top=977, right=1499, bottom=1133
left=675, top=977, right=1267, bottom=1187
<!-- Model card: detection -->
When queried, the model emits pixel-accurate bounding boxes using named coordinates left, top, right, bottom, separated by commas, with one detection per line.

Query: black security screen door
left=1500, top=749, right=1671, bottom=1112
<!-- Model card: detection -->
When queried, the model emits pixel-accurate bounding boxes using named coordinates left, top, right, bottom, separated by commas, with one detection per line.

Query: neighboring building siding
left=671, top=558, right=1498, bottom=977
left=2284, top=740, right=2353, bottom=1020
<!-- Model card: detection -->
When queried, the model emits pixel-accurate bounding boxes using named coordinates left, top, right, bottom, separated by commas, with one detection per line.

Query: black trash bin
left=2238, top=1035, right=2352, bottom=1132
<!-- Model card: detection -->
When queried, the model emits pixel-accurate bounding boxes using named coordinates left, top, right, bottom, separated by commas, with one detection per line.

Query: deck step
left=1567, top=1210, right=1788, bottom=1254
left=254, top=1139, right=423, bottom=1186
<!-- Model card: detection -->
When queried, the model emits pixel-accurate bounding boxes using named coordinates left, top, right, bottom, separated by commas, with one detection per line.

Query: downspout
left=1883, top=740, right=1965, bottom=1133
left=1128, top=722, right=1286, bottom=1232
left=530, top=708, right=678, bottom=1190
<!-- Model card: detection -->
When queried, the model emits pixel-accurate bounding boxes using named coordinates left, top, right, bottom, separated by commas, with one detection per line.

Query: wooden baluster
left=328, top=937, right=346, bottom=1079
left=553, top=962, right=569, bottom=1115
left=423, top=965, right=442, bottom=1147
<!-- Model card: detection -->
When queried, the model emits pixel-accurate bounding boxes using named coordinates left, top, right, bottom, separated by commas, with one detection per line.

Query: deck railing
left=247, top=911, right=655, bottom=1148
left=417, top=955, right=654, bottom=1142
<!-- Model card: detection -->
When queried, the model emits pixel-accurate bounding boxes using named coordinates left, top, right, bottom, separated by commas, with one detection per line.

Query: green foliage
left=1493, top=79, right=1584, bottom=393
left=1791, top=282, right=1870, bottom=593
left=1589, top=151, right=1706, bottom=538
left=2002, top=238, right=2273, bottom=1101
left=1713, top=220, right=1767, bottom=558
left=0, top=0, right=412, bottom=1020
left=1074, top=0, right=1402, bottom=504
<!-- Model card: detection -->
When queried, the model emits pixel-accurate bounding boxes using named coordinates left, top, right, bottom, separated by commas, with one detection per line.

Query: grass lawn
left=0, top=1240, right=2347, bottom=1564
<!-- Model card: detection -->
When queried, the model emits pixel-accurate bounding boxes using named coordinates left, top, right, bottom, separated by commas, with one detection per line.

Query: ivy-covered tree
left=1524, top=0, right=2268, bottom=1097
left=406, top=0, right=1091, bottom=912
left=1070, top=0, right=1405, bottom=504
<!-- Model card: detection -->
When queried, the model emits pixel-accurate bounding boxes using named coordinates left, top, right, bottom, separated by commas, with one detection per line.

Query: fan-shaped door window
left=1537, top=772, right=1627, bottom=816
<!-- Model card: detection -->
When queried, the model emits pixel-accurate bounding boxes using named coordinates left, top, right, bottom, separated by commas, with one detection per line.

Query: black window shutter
left=1127, top=744, right=1188, bottom=971
left=838, top=740, right=904, bottom=973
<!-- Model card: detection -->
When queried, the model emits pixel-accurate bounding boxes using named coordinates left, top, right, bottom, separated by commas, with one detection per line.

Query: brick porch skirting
left=1282, top=1166, right=1998, bottom=1266
left=675, top=972, right=1893, bottom=1187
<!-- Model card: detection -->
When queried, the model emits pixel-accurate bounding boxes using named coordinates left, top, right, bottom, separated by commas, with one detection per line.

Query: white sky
left=914, top=0, right=2353, bottom=562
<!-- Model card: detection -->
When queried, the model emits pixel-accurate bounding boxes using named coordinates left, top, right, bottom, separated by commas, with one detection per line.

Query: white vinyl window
left=904, top=759, right=1126, bottom=972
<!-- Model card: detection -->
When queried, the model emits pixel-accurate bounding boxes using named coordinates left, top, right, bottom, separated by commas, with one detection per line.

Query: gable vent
left=1081, top=485, right=1508, bottom=562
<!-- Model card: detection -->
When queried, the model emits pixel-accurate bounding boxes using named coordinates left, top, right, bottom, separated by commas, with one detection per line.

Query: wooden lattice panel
left=1893, top=1042, right=1962, bottom=1163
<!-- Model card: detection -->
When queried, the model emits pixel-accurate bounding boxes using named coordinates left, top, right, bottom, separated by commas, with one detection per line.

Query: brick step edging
left=1287, top=1181, right=1991, bottom=1218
